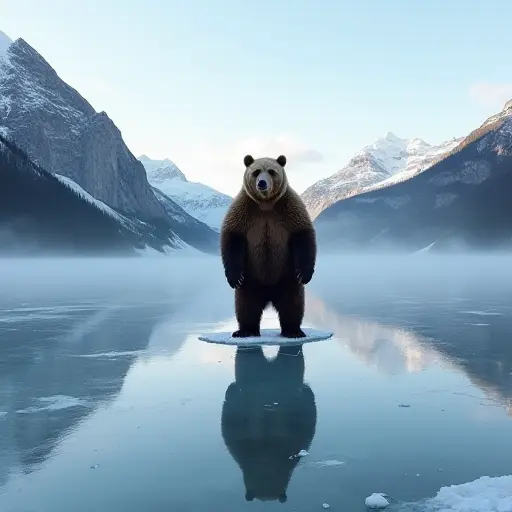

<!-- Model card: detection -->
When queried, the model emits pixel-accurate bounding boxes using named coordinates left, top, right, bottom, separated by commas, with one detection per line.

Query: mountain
left=0, top=30, right=11, bottom=59
left=302, top=133, right=463, bottom=220
left=0, top=133, right=177, bottom=255
left=139, top=155, right=233, bottom=231
left=314, top=100, right=512, bottom=252
left=0, top=36, right=219, bottom=254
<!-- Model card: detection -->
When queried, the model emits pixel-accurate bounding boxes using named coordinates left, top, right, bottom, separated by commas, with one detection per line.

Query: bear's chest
left=246, top=215, right=289, bottom=282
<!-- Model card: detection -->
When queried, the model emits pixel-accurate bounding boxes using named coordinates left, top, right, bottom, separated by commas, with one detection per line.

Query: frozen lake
left=0, top=254, right=511, bottom=511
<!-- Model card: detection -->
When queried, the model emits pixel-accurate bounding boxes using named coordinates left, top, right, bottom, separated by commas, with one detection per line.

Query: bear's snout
left=257, top=179, right=268, bottom=190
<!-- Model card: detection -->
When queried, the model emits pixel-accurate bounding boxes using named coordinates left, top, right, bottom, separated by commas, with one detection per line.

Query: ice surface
left=1, top=254, right=512, bottom=510
left=198, top=327, right=333, bottom=346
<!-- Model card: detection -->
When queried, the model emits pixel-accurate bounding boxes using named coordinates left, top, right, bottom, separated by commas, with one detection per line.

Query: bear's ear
left=245, top=490, right=254, bottom=501
left=276, top=155, right=286, bottom=167
left=278, top=493, right=287, bottom=503
left=244, top=155, right=255, bottom=167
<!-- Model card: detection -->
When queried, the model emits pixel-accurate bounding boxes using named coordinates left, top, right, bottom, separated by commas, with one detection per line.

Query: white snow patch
left=313, top=459, right=346, bottom=467
left=289, top=449, right=309, bottom=459
left=365, top=493, right=389, bottom=509
left=0, top=30, right=12, bottom=59
left=412, top=474, right=512, bottom=512
left=74, top=350, right=146, bottom=359
left=16, top=395, right=90, bottom=414
left=54, top=174, right=129, bottom=225
left=460, top=310, right=503, bottom=316
left=134, top=238, right=203, bottom=257
left=413, top=242, right=436, bottom=254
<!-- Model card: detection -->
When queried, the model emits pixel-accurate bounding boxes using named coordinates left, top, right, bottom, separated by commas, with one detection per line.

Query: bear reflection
left=221, top=345, right=317, bottom=503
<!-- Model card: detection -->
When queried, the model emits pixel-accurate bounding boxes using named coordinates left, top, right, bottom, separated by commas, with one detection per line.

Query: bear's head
left=242, top=154, right=288, bottom=205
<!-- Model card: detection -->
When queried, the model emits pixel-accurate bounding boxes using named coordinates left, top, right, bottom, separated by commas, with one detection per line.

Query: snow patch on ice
left=74, top=350, right=146, bottom=359
left=16, top=395, right=91, bottom=414
left=460, top=310, right=503, bottom=316
left=312, top=459, right=346, bottom=467
left=399, top=474, right=512, bottom=512
left=365, top=493, right=389, bottom=509
left=289, top=449, right=309, bottom=459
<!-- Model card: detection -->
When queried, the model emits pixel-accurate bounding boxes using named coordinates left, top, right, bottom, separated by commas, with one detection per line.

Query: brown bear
left=220, top=154, right=317, bottom=338
left=220, top=345, right=317, bottom=503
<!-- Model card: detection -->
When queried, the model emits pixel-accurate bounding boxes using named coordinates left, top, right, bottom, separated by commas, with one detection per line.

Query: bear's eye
left=251, top=169, right=260, bottom=178
left=268, top=169, right=276, bottom=176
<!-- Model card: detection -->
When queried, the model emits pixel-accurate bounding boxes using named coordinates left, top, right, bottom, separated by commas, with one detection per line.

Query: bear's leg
left=272, top=283, right=306, bottom=338
left=233, top=287, right=268, bottom=338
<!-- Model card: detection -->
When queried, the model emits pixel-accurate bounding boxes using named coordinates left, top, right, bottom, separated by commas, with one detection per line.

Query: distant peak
left=383, top=131, right=401, bottom=141
left=0, top=30, right=12, bottom=43
left=504, top=99, right=512, bottom=112
left=151, top=164, right=187, bottom=183
left=0, top=29, right=12, bottom=57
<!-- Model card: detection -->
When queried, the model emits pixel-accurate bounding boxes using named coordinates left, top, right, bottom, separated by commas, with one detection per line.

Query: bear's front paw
left=226, top=268, right=245, bottom=289
left=295, top=267, right=314, bottom=285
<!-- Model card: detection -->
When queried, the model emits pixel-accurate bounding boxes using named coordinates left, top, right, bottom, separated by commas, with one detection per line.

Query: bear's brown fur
left=220, top=154, right=317, bottom=338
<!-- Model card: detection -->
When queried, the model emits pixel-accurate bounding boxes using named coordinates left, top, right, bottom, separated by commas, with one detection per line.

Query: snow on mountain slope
left=301, top=132, right=463, bottom=220
left=314, top=100, right=512, bottom=252
left=54, top=174, right=134, bottom=227
left=0, top=30, right=12, bottom=58
left=139, top=156, right=233, bottom=231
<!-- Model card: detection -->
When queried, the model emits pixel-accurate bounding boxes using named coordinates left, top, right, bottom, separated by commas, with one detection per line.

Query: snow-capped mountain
left=302, top=133, right=463, bottom=220
left=139, top=156, right=233, bottom=231
left=0, top=133, right=174, bottom=255
left=0, top=30, right=11, bottom=59
left=314, top=100, right=512, bottom=252
left=0, top=35, right=219, bottom=254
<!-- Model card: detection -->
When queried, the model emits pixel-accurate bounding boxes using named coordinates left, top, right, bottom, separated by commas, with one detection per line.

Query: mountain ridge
left=314, top=100, right=512, bottom=252
left=0, top=35, right=220, bottom=254
left=302, top=133, right=463, bottom=220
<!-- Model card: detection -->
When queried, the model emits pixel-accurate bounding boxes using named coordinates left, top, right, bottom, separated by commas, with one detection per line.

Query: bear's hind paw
left=280, top=329, right=306, bottom=339
left=232, top=329, right=260, bottom=338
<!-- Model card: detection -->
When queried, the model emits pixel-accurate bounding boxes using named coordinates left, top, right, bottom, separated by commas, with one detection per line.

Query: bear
left=220, top=154, right=317, bottom=338
left=220, top=345, right=317, bottom=503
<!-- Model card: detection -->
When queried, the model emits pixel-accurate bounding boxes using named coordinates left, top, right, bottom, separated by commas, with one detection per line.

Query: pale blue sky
left=2, top=0, right=512, bottom=196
